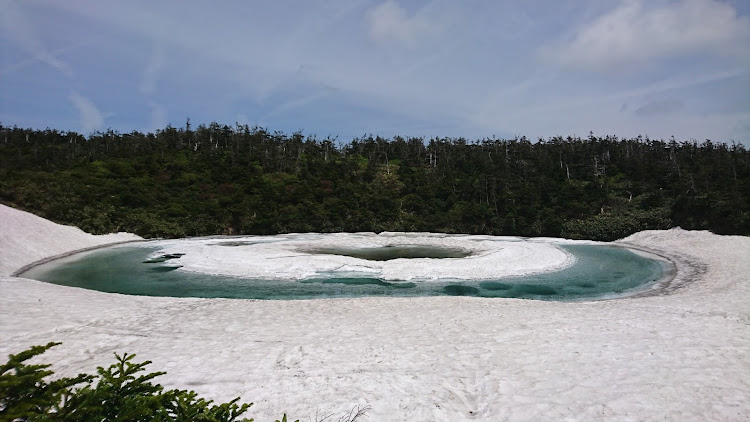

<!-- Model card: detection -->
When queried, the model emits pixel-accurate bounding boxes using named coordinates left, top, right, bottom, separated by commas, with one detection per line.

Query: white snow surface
left=1, top=204, right=749, bottom=421
left=144, top=233, right=574, bottom=281
left=0, top=204, right=141, bottom=277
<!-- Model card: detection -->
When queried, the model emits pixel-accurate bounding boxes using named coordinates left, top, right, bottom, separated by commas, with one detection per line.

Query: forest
left=0, top=122, right=748, bottom=241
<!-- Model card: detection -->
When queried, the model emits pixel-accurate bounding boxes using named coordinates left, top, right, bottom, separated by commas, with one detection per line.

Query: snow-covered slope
left=0, top=206, right=747, bottom=421
left=0, top=203, right=141, bottom=276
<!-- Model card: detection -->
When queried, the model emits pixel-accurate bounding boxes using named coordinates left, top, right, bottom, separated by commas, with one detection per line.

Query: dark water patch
left=302, top=245, right=472, bottom=261
left=214, top=241, right=259, bottom=247
left=149, top=266, right=182, bottom=272
left=479, top=281, right=512, bottom=291
left=302, top=277, right=418, bottom=289
left=443, top=285, right=480, bottom=296
left=390, top=282, right=417, bottom=289
left=515, top=284, right=558, bottom=296
left=302, top=277, right=390, bottom=286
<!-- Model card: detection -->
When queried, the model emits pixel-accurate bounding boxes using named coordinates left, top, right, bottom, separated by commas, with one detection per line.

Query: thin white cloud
left=5, top=1, right=748, bottom=143
left=1, top=0, right=74, bottom=77
left=141, top=45, right=167, bottom=131
left=260, top=92, right=330, bottom=123
left=0, top=41, right=89, bottom=76
left=147, top=101, right=167, bottom=132
left=68, top=91, right=105, bottom=133
left=633, top=98, right=685, bottom=116
left=140, top=45, right=165, bottom=96
left=366, top=0, right=433, bottom=48
left=495, top=67, right=745, bottom=119
left=468, top=66, right=750, bottom=143
left=542, top=0, right=750, bottom=71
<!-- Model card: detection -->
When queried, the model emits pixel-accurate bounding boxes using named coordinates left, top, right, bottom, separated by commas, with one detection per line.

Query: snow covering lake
left=21, top=233, right=672, bottom=301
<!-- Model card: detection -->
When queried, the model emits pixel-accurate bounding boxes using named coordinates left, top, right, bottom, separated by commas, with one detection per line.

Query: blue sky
left=1, top=0, right=749, bottom=143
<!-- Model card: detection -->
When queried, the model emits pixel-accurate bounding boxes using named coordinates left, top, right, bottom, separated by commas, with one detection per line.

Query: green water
left=21, top=244, right=672, bottom=301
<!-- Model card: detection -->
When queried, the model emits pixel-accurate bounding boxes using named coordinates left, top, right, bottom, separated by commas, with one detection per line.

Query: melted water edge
left=21, top=243, right=673, bottom=301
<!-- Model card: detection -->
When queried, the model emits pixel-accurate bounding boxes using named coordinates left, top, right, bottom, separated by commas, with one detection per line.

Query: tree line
left=1, top=122, right=747, bottom=241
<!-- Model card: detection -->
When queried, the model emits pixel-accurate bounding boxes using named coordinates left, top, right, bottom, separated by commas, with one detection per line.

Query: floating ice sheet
left=141, top=233, right=576, bottom=281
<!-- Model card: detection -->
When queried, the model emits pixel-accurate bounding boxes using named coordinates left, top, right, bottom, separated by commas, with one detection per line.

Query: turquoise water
left=21, top=243, right=672, bottom=301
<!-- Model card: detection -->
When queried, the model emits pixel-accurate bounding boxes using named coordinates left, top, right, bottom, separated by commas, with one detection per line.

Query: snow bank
left=0, top=204, right=142, bottom=277
left=0, top=206, right=748, bottom=421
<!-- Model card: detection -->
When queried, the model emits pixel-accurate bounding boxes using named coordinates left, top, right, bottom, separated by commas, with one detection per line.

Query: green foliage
left=162, top=392, right=252, bottom=422
left=0, top=342, right=91, bottom=421
left=1, top=123, right=748, bottom=241
left=561, top=207, right=672, bottom=241
left=0, top=343, right=260, bottom=422
left=59, top=352, right=169, bottom=421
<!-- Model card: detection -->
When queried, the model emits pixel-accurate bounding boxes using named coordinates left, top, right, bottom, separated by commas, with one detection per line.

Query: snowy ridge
left=0, top=203, right=142, bottom=277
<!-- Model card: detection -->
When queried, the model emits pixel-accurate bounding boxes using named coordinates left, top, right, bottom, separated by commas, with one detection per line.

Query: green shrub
left=561, top=208, right=672, bottom=241
left=0, top=343, right=258, bottom=422
left=0, top=342, right=90, bottom=421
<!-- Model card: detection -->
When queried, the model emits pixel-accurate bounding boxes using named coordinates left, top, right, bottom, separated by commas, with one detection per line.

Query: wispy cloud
left=541, top=0, right=750, bottom=71
left=0, top=41, right=88, bottom=77
left=147, top=100, right=167, bottom=132
left=1, top=0, right=74, bottom=77
left=366, top=0, right=435, bottom=48
left=140, top=44, right=165, bottom=96
left=68, top=91, right=106, bottom=133
left=140, top=43, right=167, bottom=131
left=633, top=99, right=685, bottom=117
left=2, top=0, right=748, bottom=143
left=492, top=68, right=746, bottom=122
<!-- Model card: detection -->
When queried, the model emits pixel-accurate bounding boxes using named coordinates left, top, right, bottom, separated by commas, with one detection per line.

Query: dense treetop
left=1, top=122, right=747, bottom=241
